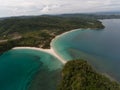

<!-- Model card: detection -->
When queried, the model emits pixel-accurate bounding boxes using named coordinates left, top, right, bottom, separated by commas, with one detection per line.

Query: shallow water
left=0, top=49, right=63, bottom=90
left=52, top=19, right=120, bottom=82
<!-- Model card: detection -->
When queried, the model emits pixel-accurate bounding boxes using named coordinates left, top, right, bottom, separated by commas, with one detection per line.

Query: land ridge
left=0, top=15, right=104, bottom=54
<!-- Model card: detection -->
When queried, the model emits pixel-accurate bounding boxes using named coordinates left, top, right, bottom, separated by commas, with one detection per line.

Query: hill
left=0, top=16, right=104, bottom=54
left=58, top=60, right=120, bottom=90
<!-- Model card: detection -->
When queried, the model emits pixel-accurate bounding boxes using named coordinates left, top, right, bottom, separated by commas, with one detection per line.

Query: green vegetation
left=58, top=60, right=120, bottom=90
left=0, top=16, right=104, bottom=36
left=0, top=40, right=16, bottom=54
left=0, top=16, right=104, bottom=54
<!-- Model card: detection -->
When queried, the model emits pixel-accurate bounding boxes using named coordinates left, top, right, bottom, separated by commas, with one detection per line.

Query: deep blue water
left=52, top=19, right=120, bottom=82
left=0, top=49, right=63, bottom=90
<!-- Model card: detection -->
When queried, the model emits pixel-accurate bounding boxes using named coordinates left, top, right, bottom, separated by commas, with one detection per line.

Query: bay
left=0, top=49, right=63, bottom=90
left=52, top=19, right=120, bottom=82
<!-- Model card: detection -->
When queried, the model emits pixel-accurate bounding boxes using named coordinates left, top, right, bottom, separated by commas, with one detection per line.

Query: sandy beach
left=51, top=28, right=81, bottom=46
left=13, top=47, right=67, bottom=64
left=13, top=29, right=80, bottom=64
left=13, top=29, right=81, bottom=64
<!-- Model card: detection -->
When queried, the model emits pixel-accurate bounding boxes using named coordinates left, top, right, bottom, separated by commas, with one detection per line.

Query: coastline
left=50, top=29, right=81, bottom=46
left=13, top=47, right=67, bottom=64
left=12, top=29, right=81, bottom=64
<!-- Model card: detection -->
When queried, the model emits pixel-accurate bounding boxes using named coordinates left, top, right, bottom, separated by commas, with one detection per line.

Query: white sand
left=13, top=29, right=81, bottom=64
left=51, top=29, right=81, bottom=46
left=13, top=47, right=67, bottom=64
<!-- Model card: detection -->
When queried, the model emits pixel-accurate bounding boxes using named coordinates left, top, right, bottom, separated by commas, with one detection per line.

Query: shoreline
left=12, top=29, right=81, bottom=64
left=13, top=47, right=67, bottom=64
left=50, top=28, right=81, bottom=60
left=12, top=28, right=88, bottom=65
left=50, top=29, right=81, bottom=46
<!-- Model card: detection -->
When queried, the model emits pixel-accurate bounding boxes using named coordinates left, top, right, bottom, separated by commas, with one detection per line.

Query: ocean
left=52, top=19, right=120, bottom=82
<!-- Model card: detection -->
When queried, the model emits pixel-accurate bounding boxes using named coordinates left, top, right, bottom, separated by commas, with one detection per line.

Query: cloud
left=0, top=0, right=120, bottom=17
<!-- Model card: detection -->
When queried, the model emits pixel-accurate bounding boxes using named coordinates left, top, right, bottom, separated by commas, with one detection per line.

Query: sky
left=0, top=0, right=120, bottom=17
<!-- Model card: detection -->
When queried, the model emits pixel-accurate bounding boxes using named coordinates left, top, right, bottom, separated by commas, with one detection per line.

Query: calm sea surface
left=52, top=19, right=120, bottom=82
left=0, top=49, right=63, bottom=90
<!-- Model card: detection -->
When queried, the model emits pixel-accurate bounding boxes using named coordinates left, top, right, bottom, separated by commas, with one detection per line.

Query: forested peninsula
left=0, top=15, right=104, bottom=54
left=58, top=60, right=120, bottom=90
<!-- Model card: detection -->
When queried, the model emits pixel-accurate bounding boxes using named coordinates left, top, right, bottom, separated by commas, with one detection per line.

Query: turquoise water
left=52, top=19, right=120, bottom=82
left=0, top=49, right=63, bottom=90
left=1, top=19, right=120, bottom=90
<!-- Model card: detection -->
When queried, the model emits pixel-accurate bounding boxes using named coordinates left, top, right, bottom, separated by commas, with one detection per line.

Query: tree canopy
left=58, top=60, right=120, bottom=90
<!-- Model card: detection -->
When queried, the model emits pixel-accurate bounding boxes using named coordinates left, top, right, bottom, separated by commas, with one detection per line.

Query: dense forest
left=0, top=16, right=104, bottom=54
left=0, top=16, right=104, bottom=35
left=58, top=60, right=120, bottom=90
